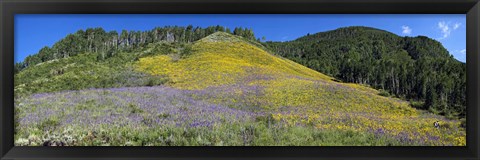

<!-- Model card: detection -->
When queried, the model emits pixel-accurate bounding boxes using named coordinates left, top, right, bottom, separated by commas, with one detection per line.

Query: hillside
left=14, top=32, right=465, bottom=146
left=264, top=26, right=466, bottom=119
left=135, top=32, right=331, bottom=90
left=14, top=44, right=168, bottom=97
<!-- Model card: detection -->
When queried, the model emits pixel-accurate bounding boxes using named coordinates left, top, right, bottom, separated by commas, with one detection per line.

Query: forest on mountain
left=15, top=26, right=466, bottom=120
left=265, top=27, right=466, bottom=119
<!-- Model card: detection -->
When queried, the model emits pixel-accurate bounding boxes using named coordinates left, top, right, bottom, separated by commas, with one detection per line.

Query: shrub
left=38, top=118, right=60, bottom=131
left=179, top=44, right=194, bottom=58
left=128, top=103, right=143, bottom=114
left=146, top=76, right=168, bottom=86
left=75, top=100, right=96, bottom=110
left=409, top=101, right=425, bottom=109
left=157, top=113, right=171, bottom=119
left=443, top=109, right=461, bottom=120
left=255, top=114, right=276, bottom=128
left=378, top=89, right=390, bottom=97
left=142, top=117, right=155, bottom=127
left=440, top=123, right=451, bottom=129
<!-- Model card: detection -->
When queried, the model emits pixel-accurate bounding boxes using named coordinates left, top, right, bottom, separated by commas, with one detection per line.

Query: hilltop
left=135, top=32, right=331, bottom=90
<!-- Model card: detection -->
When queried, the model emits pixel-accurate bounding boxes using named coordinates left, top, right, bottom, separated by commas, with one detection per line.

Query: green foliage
left=255, top=114, right=278, bottom=128
left=265, top=26, right=466, bottom=119
left=146, top=76, right=168, bottom=87
left=409, top=100, right=425, bottom=110
left=128, top=103, right=144, bottom=114
left=157, top=113, right=171, bottom=119
left=14, top=50, right=174, bottom=97
left=75, top=100, right=96, bottom=111
left=139, top=42, right=177, bottom=58
left=16, top=120, right=433, bottom=146
left=179, top=44, right=194, bottom=58
left=38, top=118, right=60, bottom=131
left=378, top=89, right=390, bottom=97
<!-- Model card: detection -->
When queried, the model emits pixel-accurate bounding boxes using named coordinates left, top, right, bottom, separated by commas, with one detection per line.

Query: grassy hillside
left=136, top=32, right=331, bottom=90
left=14, top=42, right=186, bottom=97
left=14, top=32, right=465, bottom=146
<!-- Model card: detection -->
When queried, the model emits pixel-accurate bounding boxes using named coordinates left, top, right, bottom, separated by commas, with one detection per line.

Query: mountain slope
left=135, top=32, right=331, bottom=90
left=14, top=49, right=166, bottom=97
left=264, top=26, right=466, bottom=119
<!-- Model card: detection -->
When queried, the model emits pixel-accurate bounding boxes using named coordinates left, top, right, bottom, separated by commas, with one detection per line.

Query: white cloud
left=438, top=21, right=451, bottom=39
left=438, top=21, right=462, bottom=40
left=454, top=22, right=462, bottom=30
left=401, top=25, right=412, bottom=35
left=459, top=49, right=466, bottom=54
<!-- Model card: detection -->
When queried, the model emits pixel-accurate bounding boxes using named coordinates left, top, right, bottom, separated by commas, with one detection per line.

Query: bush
left=255, top=114, right=276, bottom=128
left=128, top=103, right=144, bottom=114
left=179, top=44, right=194, bottom=58
left=378, top=89, right=390, bottom=97
left=146, top=76, right=168, bottom=86
left=409, top=101, right=425, bottom=110
left=38, top=118, right=60, bottom=131
left=157, top=113, right=171, bottom=119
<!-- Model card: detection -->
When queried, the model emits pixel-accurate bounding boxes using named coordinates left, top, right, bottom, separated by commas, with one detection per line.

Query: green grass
left=15, top=120, right=425, bottom=146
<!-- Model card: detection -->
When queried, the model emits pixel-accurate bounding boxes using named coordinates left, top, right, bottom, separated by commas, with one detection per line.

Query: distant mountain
left=264, top=26, right=466, bottom=119
left=295, top=26, right=452, bottom=59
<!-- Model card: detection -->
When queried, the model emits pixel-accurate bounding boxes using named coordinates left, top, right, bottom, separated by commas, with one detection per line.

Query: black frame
left=1, top=0, right=479, bottom=159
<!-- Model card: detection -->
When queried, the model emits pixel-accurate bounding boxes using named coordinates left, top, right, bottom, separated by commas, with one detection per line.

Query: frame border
left=1, top=0, right=479, bottom=160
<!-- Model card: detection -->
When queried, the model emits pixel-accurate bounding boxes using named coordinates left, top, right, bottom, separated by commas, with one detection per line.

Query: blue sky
left=15, top=14, right=466, bottom=63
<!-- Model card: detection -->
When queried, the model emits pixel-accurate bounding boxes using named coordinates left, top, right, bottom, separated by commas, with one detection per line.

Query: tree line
left=264, top=26, right=466, bottom=119
left=15, top=25, right=257, bottom=73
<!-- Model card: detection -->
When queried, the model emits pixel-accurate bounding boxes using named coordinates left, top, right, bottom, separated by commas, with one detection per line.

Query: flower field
left=14, top=32, right=466, bottom=146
